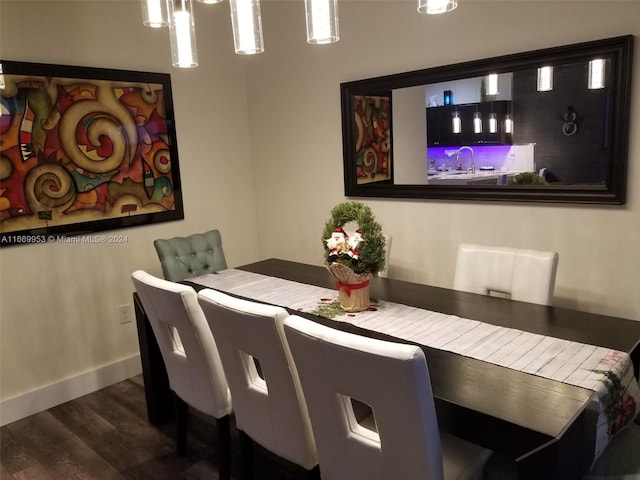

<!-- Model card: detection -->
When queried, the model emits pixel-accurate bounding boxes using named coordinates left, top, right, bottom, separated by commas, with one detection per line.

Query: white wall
left=393, top=85, right=429, bottom=184
left=0, top=0, right=262, bottom=419
left=1, top=0, right=639, bottom=422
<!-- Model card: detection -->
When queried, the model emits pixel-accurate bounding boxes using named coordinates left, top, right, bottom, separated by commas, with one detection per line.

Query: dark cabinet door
left=426, top=101, right=512, bottom=146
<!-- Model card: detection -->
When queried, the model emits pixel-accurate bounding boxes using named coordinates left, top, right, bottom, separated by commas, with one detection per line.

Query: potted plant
left=322, top=201, right=386, bottom=312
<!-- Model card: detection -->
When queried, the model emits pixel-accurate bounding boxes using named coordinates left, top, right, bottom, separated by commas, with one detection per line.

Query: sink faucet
left=455, top=146, right=475, bottom=174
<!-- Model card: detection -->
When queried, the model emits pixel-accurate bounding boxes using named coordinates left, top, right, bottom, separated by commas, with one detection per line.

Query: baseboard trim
left=0, top=354, right=142, bottom=427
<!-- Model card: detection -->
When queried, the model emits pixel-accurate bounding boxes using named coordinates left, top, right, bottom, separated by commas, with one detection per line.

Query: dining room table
left=134, top=258, right=640, bottom=480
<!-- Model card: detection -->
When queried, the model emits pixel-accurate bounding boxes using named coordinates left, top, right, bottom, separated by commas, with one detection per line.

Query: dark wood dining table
left=134, top=258, right=640, bottom=480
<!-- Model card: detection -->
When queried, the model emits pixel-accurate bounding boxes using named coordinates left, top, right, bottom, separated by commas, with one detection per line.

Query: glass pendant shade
left=489, top=113, right=497, bottom=133
left=0, top=64, right=5, bottom=90
left=452, top=111, right=461, bottom=134
left=473, top=112, right=482, bottom=133
left=230, top=0, right=264, bottom=54
left=142, top=0, right=168, bottom=28
left=305, top=0, right=339, bottom=44
left=504, top=114, right=513, bottom=134
left=168, top=0, right=198, bottom=68
left=588, top=59, right=606, bottom=89
left=537, top=66, right=553, bottom=91
left=418, top=0, right=458, bottom=15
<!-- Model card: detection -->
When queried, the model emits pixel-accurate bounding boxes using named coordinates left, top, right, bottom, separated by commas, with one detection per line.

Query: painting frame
left=0, top=60, right=184, bottom=247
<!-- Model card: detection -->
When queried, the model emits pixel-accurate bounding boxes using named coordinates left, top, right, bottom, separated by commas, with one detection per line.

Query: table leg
left=133, top=292, right=174, bottom=425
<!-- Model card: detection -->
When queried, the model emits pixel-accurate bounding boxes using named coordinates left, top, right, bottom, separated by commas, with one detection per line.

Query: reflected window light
left=417, top=0, right=457, bottom=15
left=487, top=74, right=499, bottom=96
left=230, top=0, right=264, bottom=54
left=589, top=59, right=606, bottom=89
left=537, top=66, right=553, bottom=91
left=305, top=0, right=339, bottom=44
left=142, top=0, right=168, bottom=28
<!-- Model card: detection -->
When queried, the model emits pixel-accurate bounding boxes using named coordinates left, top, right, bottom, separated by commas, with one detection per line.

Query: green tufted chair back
left=154, top=229, right=228, bottom=281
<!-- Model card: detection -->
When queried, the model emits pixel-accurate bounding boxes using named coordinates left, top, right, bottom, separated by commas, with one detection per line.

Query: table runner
left=188, top=269, right=639, bottom=460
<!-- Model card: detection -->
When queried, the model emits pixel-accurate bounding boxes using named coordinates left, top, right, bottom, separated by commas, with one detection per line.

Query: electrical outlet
left=118, top=304, right=133, bottom=324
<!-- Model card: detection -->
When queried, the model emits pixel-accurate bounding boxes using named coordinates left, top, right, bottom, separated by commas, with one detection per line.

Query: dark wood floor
left=0, top=376, right=310, bottom=480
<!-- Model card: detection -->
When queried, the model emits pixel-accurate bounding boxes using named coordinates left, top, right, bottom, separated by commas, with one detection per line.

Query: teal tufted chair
left=154, top=230, right=228, bottom=282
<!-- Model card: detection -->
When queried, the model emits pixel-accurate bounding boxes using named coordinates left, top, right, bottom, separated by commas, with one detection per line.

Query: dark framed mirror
left=341, top=35, right=633, bottom=204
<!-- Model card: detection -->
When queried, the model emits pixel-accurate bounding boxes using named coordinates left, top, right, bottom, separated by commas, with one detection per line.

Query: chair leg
left=216, top=415, right=231, bottom=480
left=174, top=394, right=189, bottom=457
left=239, top=430, right=254, bottom=480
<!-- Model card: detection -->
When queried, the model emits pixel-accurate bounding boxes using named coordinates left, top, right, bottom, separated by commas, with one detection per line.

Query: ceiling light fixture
left=452, top=110, right=461, bottom=134
left=230, top=0, right=264, bottom=55
left=418, top=0, right=458, bottom=15
left=305, top=0, right=339, bottom=44
left=168, top=0, right=198, bottom=68
left=142, top=0, right=168, bottom=28
left=473, top=111, right=482, bottom=134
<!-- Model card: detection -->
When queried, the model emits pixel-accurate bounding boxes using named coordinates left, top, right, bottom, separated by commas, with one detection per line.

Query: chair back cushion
left=283, top=315, right=444, bottom=480
left=197, top=289, right=317, bottom=470
left=154, top=229, right=227, bottom=281
left=131, top=271, right=231, bottom=418
left=454, top=243, right=558, bottom=305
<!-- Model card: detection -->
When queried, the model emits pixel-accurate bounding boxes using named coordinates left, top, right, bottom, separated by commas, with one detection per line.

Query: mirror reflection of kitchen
left=392, top=59, right=612, bottom=186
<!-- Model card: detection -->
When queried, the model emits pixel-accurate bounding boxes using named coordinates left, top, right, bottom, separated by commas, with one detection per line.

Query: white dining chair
left=283, top=315, right=492, bottom=480
left=378, top=234, right=392, bottom=278
left=131, top=271, right=232, bottom=479
left=197, top=289, right=318, bottom=480
left=453, top=243, right=559, bottom=305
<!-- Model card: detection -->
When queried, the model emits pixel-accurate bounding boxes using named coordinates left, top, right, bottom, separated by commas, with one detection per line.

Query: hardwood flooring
left=0, top=376, right=308, bottom=480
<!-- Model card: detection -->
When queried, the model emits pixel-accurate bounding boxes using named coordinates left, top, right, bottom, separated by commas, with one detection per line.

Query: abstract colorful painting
left=353, top=94, right=392, bottom=185
left=0, top=61, right=183, bottom=246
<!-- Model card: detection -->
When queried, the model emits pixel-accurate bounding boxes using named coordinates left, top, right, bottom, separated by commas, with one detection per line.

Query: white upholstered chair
left=283, top=315, right=492, bottom=480
left=196, top=289, right=318, bottom=480
left=453, top=243, right=559, bottom=305
left=131, top=271, right=232, bottom=479
left=378, top=234, right=392, bottom=278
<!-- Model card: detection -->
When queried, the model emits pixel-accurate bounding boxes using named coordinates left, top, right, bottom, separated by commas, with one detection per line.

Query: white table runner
left=189, top=269, right=639, bottom=459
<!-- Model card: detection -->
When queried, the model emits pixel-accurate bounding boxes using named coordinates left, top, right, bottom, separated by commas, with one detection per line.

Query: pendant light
left=489, top=113, right=497, bottom=134
left=588, top=59, right=606, bottom=89
left=537, top=66, right=553, bottom=92
left=452, top=110, right=461, bottom=134
left=142, top=0, right=168, bottom=28
left=305, top=0, right=339, bottom=44
left=230, top=0, right=264, bottom=54
left=168, top=0, right=198, bottom=68
left=0, top=64, right=5, bottom=90
left=196, top=0, right=223, bottom=3
left=473, top=111, right=482, bottom=134
left=417, top=0, right=458, bottom=15
left=504, top=114, right=513, bottom=134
